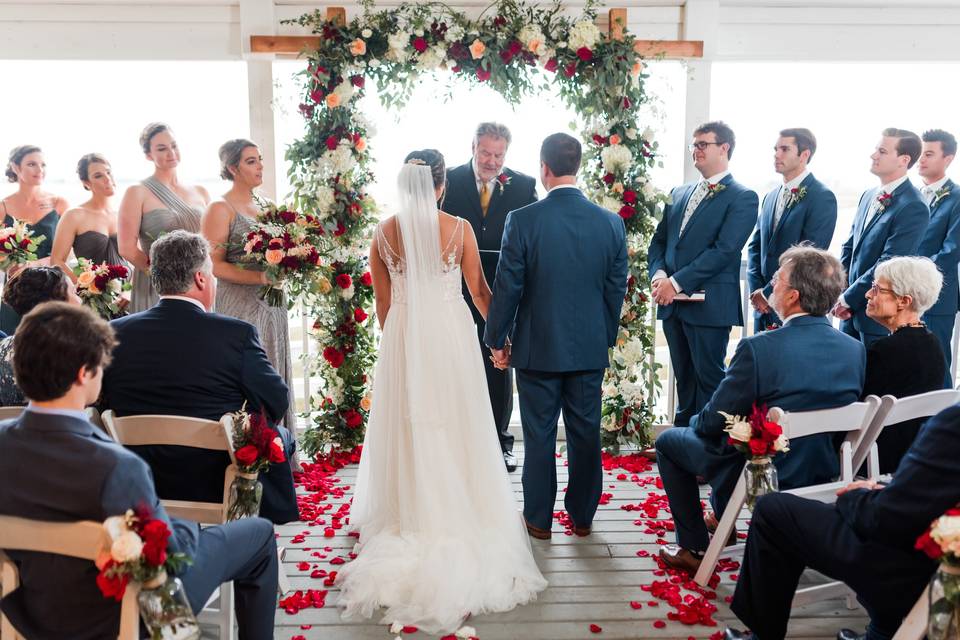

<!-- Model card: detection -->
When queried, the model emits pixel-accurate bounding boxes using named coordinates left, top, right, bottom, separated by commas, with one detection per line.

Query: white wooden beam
left=682, top=0, right=719, bottom=183
left=240, top=0, right=278, bottom=199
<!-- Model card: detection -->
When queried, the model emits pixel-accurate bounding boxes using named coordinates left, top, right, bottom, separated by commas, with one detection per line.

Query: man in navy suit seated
left=0, top=302, right=278, bottom=639
left=101, top=230, right=298, bottom=524
left=656, top=247, right=866, bottom=574
left=725, top=402, right=960, bottom=640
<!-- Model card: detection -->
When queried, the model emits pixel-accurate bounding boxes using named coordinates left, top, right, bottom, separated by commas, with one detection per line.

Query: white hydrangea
left=352, top=112, right=377, bottom=138
left=616, top=339, right=644, bottom=369
left=602, top=382, right=618, bottom=397
left=620, top=381, right=645, bottom=406
left=319, top=145, right=356, bottom=177
left=642, top=181, right=658, bottom=199
left=331, top=79, right=355, bottom=107
left=341, top=284, right=355, bottom=300
left=601, top=143, right=633, bottom=174
left=566, top=20, right=601, bottom=50
left=327, top=375, right=344, bottom=403
left=417, top=45, right=446, bottom=71
left=446, top=24, right=465, bottom=42
left=387, top=31, right=411, bottom=62
left=600, top=196, right=622, bottom=213
left=313, top=185, right=336, bottom=219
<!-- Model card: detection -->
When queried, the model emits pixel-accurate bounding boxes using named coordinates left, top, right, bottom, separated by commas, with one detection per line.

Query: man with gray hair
left=656, top=245, right=866, bottom=575
left=100, top=230, right=298, bottom=523
left=444, top=122, right=538, bottom=471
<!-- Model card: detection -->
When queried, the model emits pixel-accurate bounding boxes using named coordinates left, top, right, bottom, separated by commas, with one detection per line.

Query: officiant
left=444, top=122, right=537, bottom=472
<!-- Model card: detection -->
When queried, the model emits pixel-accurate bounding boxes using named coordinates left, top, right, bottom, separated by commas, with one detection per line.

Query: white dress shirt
left=159, top=295, right=206, bottom=312
left=473, top=158, right=499, bottom=195
left=780, top=311, right=810, bottom=325
left=773, top=169, right=811, bottom=228
left=921, top=175, right=950, bottom=207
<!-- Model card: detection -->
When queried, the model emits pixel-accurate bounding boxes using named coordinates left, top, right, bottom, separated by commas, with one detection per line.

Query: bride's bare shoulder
left=438, top=211, right=465, bottom=226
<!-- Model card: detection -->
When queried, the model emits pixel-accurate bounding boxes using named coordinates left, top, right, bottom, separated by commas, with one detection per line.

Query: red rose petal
left=653, top=620, right=666, bottom=628
left=589, top=623, right=602, bottom=633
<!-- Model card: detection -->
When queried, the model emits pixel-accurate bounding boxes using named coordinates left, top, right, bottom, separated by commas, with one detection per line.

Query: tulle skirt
left=336, top=297, right=547, bottom=633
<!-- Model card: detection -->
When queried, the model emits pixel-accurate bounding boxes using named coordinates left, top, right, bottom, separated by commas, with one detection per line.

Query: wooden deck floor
left=273, top=446, right=867, bottom=640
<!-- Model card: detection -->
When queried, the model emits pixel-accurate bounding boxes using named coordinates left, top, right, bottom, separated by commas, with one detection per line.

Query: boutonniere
left=933, top=185, right=952, bottom=207
left=496, top=172, right=511, bottom=194
left=876, top=192, right=894, bottom=215
left=785, top=186, right=807, bottom=210
left=705, top=182, right=726, bottom=199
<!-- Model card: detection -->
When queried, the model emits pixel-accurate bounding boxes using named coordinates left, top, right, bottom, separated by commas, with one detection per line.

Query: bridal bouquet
left=240, top=200, right=324, bottom=307
left=0, top=220, right=45, bottom=271
left=73, top=258, right=130, bottom=319
left=225, top=404, right=286, bottom=520
left=916, top=507, right=960, bottom=639
left=721, top=404, right=789, bottom=510
left=96, top=508, right=198, bottom=640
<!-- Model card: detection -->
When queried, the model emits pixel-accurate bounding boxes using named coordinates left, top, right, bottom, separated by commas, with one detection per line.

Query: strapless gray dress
left=129, top=177, right=202, bottom=313
left=216, top=212, right=297, bottom=432
left=73, top=231, right=125, bottom=266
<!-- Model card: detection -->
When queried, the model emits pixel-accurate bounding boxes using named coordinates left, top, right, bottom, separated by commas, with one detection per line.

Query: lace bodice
left=376, top=217, right=465, bottom=304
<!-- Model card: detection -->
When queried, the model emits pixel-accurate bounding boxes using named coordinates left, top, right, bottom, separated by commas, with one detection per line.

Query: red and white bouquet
left=241, top=200, right=324, bottom=307
left=226, top=404, right=286, bottom=520
left=74, top=258, right=130, bottom=319
left=916, top=506, right=960, bottom=637
left=721, top=404, right=788, bottom=509
left=0, top=220, right=45, bottom=271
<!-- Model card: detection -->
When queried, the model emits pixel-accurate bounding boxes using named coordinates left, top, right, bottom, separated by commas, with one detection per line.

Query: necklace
left=896, top=321, right=926, bottom=331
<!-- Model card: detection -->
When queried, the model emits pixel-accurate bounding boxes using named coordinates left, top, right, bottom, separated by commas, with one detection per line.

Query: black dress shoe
left=503, top=450, right=517, bottom=472
left=723, top=629, right=753, bottom=640
left=837, top=629, right=865, bottom=640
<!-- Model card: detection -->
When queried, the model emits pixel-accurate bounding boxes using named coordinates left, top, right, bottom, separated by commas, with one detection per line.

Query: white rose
left=387, top=31, right=411, bottom=62
left=107, top=278, right=122, bottom=294
left=110, top=530, right=144, bottom=563
left=602, top=414, right=620, bottom=432
left=340, top=284, right=355, bottom=300
left=725, top=421, right=752, bottom=443
left=103, top=514, right=130, bottom=541
left=625, top=127, right=638, bottom=140
left=361, top=28, right=373, bottom=38
left=368, top=58, right=381, bottom=68
left=417, top=45, right=446, bottom=71
left=642, top=181, right=657, bottom=199
left=389, top=623, right=404, bottom=634
left=773, top=433, right=790, bottom=453
left=601, top=196, right=622, bottom=213
left=602, top=383, right=617, bottom=397
left=446, top=25, right=464, bottom=41
left=601, top=144, right=633, bottom=174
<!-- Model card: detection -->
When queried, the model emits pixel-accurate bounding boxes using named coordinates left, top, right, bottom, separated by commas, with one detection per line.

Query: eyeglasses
left=869, top=282, right=898, bottom=296
left=688, top=141, right=723, bottom=151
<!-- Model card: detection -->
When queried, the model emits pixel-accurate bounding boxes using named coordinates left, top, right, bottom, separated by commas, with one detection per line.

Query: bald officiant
left=445, top=122, right=538, bottom=472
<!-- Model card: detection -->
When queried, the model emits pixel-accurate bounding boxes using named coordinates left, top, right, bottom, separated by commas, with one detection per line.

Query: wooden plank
left=608, top=8, right=627, bottom=41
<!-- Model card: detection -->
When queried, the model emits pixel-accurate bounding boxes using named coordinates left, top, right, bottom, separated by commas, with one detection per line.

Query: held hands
left=831, top=302, right=852, bottom=321
left=749, top=289, right=771, bottom=314
left=651, top=277, right=677, bottom=306
left=489, top=339, right=511, bottom=370
left=835, top=479, right=883, bottom=496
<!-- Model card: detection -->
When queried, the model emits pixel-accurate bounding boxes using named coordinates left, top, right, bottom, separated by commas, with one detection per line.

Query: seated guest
left=725, top=402, right=960, bottom=640
left=0, top=302, right=278, bottom=639
left=100, top=230, right=298, bottom=524
left=862, top=256, right=945, bottom=474
left=0, top=266, right=81, bottom=406
left=656, top=246, right=865, bottom=574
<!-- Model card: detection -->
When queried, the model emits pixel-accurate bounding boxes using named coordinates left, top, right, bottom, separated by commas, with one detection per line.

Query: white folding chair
left=694, top=397, right=881, bottom=588
left=0, top=516, right=139, bottom=640
left=101, top=411, right=238, bottom=639
left=892, top=585, right=928, bottom=640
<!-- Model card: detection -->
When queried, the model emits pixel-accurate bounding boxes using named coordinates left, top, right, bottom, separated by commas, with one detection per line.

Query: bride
left=336, top=150, right=547, bottom=633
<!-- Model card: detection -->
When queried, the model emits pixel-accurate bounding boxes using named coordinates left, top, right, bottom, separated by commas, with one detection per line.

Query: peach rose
left=349, top=38, right=366, bottom=57
left=326, top=93, right=341, bottom=109
left=631, top=60, right=644, bottom=76
left=609, top=134, right=622, bottom=145
left=612, top=182, right=624, bottom=194
left=265, top=249, right=284, bottom=265
left=527, top=38, right=543, bottom=55
left=360, top=395, right=372, bottom=411
left=318, top=277, right=333, bottom=294
left=77, top=270, right=96, bottom=289
left=469, top=39, right=486, bottom=60
left=355, top=137, right=367, bottom=152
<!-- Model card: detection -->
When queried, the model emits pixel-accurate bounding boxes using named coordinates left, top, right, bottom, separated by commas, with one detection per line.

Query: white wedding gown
left=336, top=164, right=547, bottom=634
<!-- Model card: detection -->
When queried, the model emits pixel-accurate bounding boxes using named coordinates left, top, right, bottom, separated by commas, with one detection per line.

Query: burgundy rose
left=336, top=273, right=352, bottom=289
left=544, top=58, right=558, bottom=73
left=576, top=47, right=593, bottom=62
left=602, top=173, right=615, bottom=185
left=279, top=210, right=297, bottom=223
left=623, top=190, right=638, bottom=204
left=325, top=135, right=339, bottom=151
left=412, top=36, right=428, bottom=53
left=334, top=222, right=346, bottom=237
left=280, top=256, right=300, bottom=270
left=343, top=409, right=363, bottom=429
left=619, top=204, right=636, bottom=219
left=476, top=67, right=491, bottom=82
left=139, top=519, right=171, bottom=567
left=323, top=346, right=345, bottom=368
left=350, top=74, right=365, bottom=88
left=563, top=62, right=577, bottom=78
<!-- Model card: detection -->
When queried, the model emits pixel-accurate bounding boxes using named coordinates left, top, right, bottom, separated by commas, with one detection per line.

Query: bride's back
left=375, top=212, right=464, bottom=277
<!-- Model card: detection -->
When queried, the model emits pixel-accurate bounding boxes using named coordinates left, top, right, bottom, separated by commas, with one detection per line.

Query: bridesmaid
left=119, top=122, right=208, bottom=313
left=0, top=145, right=69, bottom=333
left=51, top=153, right=127, bottom=279
left=202, top=139, right=299, bottom=466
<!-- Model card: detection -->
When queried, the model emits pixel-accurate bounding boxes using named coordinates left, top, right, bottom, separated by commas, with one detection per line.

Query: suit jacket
left=0, top=410, right=199, bottom=640
left=917, top=178, right=960, bottom=316
left=484, top=187, right=627, bottom=372
left=746, top=173, right=837, bottom=298
left=648, top=174, right=759, bottom=327
left=840, top=180, right=929, bottom=336
left=100, top=298, right=298, bottom=523
left=690, top=315, right=866, bottom=488
left=444, top=162, right=538, bottom=325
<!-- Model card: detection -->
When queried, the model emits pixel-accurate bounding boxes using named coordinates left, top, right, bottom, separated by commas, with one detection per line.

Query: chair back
left=0, top=407, right=23, bottom=421
left=0, top=516, right=138, bottom=640
left=769, top=398, right=879, bottom=439
left=101, top=411, right=238, bottom=524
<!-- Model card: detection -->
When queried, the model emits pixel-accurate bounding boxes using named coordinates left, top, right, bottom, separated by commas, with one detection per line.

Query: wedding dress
left=336, top=163, right=547, bottom=633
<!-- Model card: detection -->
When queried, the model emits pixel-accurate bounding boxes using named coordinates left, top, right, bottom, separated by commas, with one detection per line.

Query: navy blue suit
left=484, top=186, right=627, bottom=530
left=746, top=174, right=837, bottom=331
left=655, top=315, right=865, bottom=552
left=445, top=162, right=538, bottom=453
left=0, top=409, right=278, bottom=640
left=732, top=403, right=960, bottom=640
left=101, top=299, right=299, bottom=524
left=840, top=180, right=929, bottom=344
left=917, top=178, right=960, bottom=387
left=648, top=174, right=759, bottom=426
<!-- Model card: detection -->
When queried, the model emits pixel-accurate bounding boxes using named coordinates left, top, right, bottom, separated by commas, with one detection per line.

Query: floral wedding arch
left=284, top=0, right=666, bottom=456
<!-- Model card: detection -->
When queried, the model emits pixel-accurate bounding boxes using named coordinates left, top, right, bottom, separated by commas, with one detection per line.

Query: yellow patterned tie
left=479, top=182, right=491, bottom=217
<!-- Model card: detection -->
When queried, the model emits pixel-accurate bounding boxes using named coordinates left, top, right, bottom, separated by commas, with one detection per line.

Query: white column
left=681, top=0, right=719, bottom=183
left=240, top=0, right=278, bottom=200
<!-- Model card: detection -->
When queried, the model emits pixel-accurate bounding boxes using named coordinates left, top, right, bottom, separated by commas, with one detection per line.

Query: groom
left=485, top=133, right=628, bottom=539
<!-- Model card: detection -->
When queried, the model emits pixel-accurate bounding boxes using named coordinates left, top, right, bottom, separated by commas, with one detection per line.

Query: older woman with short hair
left=863, top=255, right=945, bottom=473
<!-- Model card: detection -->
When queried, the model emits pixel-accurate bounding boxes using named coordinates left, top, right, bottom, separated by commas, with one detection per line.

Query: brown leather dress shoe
left=658, top=544, right=702, bottom=575
left=524, top=518, right=552, bottom=540
left=704, top=512, right=738, bottom=546
left=572, top=524, right=591, bottom=537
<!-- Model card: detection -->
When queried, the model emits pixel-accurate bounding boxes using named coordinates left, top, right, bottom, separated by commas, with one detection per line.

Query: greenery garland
left=284, top=0, right=666, bottom=457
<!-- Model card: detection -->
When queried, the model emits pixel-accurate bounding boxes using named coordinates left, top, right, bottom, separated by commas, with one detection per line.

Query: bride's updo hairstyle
left=403, top=149, right=445, bottom=189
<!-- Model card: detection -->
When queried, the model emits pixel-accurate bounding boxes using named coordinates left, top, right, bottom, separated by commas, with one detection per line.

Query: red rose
left=576, top=47, right=593, bottom=62
left=279, top=210, right=297, bottom=223
left=96, top=561, right=129, bottom=602
left=748, top=439, right=768, bottom=456
left=916, top=529, right=943, bottom=559
left=107, top=264, right=129, bottom=279
left=140, top=520, right=171, bottom=567
left=343, top=409, right=363, bottom=429
left=623, top=190, right=637, bottom=204
left=618, top=205, right=635, bottom=219
left=325, top=135, right=339, bottom=151
left=354, top=308, right=368, bottom=323
left=309, top=89, right=324, bottom=105
left=508, top=40, right=522, bottom=56
left=602, top=173, right=615, bottom=185
left=19, top=238, right=31, bottom=249
left=336, top=273, right=352, bottom=289
left=334, top=222, right=346, bottom=237
left=350, top=74, right=365, bottom=88
left=563, top=62, right=577, bottom=78
left=413, top=37, right=428, bottom=53
left=544, top=58, right=558, bottom=73
left=592, top=134, right=608, bottom=146
left=360, top=271, right=373, bottom=286
left=476, top=67, right=491, bottom=82
left=235, top=444, right=259, bottom=467
left=323, top=346, right=345, bottom=368
left=268, top=438, right=286, bottom=464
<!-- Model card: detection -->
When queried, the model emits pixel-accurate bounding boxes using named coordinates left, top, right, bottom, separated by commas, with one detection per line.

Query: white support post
left=241, top=0, right=278, bottom=200
left=681, top=0, right=719, bottom=183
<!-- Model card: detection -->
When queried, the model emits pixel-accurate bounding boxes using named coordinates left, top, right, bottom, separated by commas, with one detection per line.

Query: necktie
left=864, top=193, right=883, bottom=229
left=679, top=181, right=708, bottom=234
left=773, top=186, right=790, bottom=229
left=923, top=186, right=936, bottom=207
left=479, top=182, right=491, bottom=217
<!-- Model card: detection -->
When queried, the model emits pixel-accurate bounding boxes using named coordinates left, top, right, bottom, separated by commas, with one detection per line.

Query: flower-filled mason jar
left=227, top=472, right=263, bottom=521
left=743, top=456, right=778, bottom=511
left=137, top=570, right=200, bottom=640
left=929, top=563, right=960, bottom=640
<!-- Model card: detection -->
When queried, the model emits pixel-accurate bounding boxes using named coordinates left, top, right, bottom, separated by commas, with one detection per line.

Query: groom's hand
left=490, top=346, right=511, bottom=370
left=652, top=278, right=677, bottom=306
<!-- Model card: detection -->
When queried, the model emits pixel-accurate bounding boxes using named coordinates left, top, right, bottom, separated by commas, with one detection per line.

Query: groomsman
left=444, top=123, right=538, bottom=472
left=833, top=128, right=929, bottom=345
left=648, top=121, right=758, bottom=427
left=916, top=129, right=960, bottom=387
left=746, top=128, right=837, bottom=331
